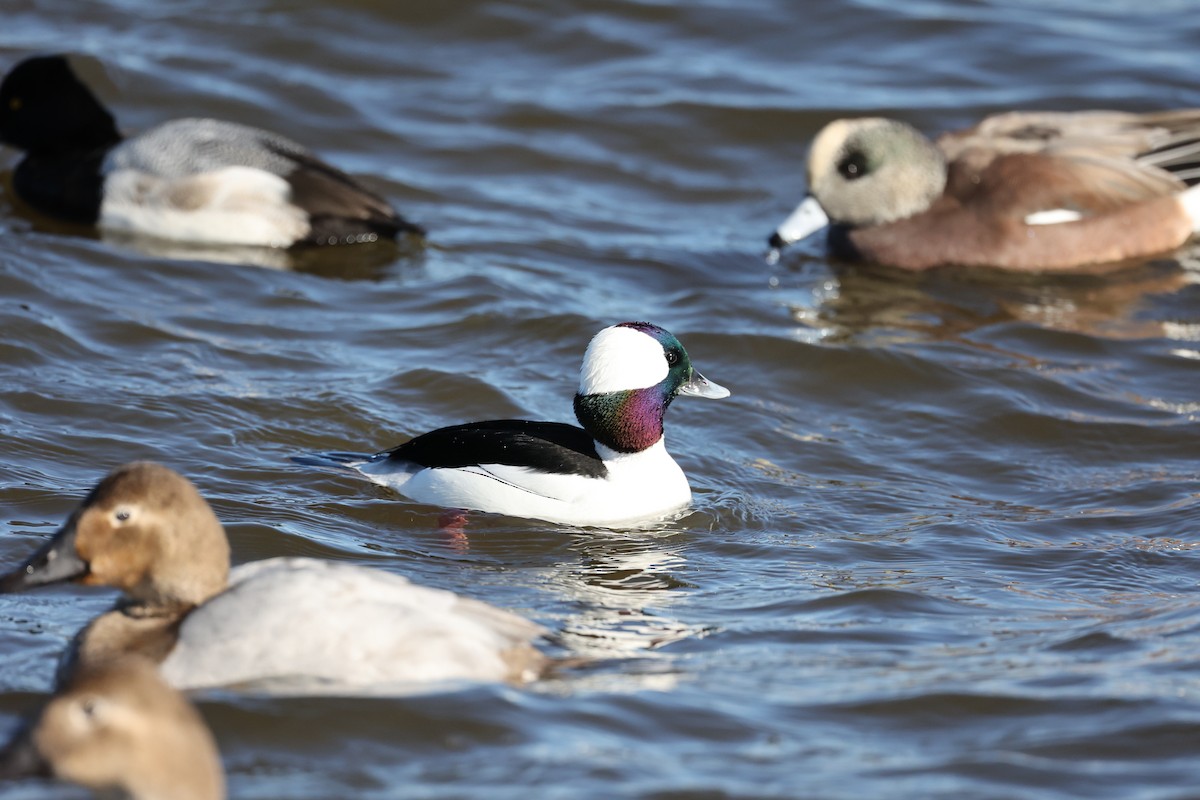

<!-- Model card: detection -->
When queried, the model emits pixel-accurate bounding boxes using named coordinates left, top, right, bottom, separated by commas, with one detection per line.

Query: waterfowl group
left=3, top=53, right=1198, bottom=271
left=0, top=322, right=725, bottom=793
left=2, top=38, right=1200, bottom=798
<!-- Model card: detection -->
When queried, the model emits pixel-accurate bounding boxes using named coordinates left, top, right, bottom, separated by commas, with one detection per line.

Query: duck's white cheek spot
left=579, top=327, right=668, bottom=395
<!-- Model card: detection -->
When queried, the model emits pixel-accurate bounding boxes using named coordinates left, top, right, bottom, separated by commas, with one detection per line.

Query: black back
left=380, top=420, right=608, bottom=479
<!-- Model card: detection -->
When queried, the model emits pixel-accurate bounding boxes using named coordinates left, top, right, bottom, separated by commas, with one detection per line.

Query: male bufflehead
left=295, top=322, right=730, bottom=527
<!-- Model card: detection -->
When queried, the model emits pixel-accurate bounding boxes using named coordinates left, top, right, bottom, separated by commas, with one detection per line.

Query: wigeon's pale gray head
left=0, top=657, right=225, bottom=800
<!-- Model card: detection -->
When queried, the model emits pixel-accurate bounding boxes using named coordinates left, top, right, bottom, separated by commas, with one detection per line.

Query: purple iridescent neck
left=574, top=385, right=673, bottom=454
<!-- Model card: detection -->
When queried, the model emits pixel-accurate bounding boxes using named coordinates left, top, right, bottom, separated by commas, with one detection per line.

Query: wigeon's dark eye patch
left=837, top=150, right=868, bottom=180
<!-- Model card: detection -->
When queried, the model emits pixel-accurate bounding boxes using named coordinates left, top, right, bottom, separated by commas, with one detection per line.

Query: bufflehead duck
left=0, top=658, right=225, bottom=800
left=0, top=462, right=548, bottom=694
left=768, top=111, right=1200, bottom=271
left=0, top=54, right=423, bottom=247
left=295, top=322, right=730, bottom=527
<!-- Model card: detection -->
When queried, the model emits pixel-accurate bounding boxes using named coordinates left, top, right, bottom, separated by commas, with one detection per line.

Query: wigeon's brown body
left=0, top=658, right=225, bottom=800
left=769, top=110, right=1200, bottom=272
left=0, top=462, right=548, bottom=694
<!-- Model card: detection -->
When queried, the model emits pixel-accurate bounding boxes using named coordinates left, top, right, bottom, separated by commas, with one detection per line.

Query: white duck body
left=360, top=439, right=692, bottom=528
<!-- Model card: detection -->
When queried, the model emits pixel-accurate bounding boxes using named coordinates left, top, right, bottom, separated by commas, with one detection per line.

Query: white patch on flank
left=773, top=195, right=831, bottom=245
left=578, top=325, right=669, bottom=395
left=1024, top=208, right=1085, bottom=226
left=99, top=165, right=310, bottom=247
left=1180, top=185, right=1200, bottom=233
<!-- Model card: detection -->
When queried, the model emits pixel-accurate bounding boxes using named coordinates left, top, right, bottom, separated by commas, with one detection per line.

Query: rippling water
left=3, top=0, right=1200, bottom=797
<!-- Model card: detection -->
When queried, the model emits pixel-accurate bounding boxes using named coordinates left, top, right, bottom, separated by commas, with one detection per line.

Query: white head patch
left=578, top=326, right=668, bottom=395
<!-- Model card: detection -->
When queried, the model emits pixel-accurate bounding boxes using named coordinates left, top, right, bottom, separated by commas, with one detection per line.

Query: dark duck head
left=573, top=321, right=729, bottom=455
left=0, top=55, right=121, bottom=155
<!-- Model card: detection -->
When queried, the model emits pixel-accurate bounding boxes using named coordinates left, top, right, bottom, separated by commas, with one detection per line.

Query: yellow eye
left=8, top=96, right=21, bottom=111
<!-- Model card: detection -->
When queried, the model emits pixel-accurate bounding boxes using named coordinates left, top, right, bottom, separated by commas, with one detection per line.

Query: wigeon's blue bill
left=768, top=195, right=831, bottom=253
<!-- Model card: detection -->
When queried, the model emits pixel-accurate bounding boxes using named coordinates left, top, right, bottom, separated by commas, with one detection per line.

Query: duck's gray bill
left=679, top=371, right=730, bottom=399
left=0, top=520, right=88, bottom=593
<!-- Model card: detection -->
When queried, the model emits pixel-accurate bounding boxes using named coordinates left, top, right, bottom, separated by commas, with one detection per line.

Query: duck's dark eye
left=837, top=151, right=869, bottom=180
left=114, top=509, right=131, bottom=522
left=7, top=96, right=21, bottom=112
left=665, top=350, right=680, bottom=366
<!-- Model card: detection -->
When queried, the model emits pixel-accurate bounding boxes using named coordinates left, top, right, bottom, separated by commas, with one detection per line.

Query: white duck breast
left=160, top=558, right=547, bottom=693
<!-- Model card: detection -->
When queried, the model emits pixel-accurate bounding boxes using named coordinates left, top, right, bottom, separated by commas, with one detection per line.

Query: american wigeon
left=0, top=658, right=225, bottom=800
left=294, top=322, right=729, bottom=527
left=0, top=462, right=547, bottom=694
left=768, top=111, right=1200, bottom=271
left=0, top=54, right=424, bottom=247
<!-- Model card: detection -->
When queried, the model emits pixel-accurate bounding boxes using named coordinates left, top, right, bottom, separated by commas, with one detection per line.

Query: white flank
left=100, top=166, right=310, bottom=247
left=355, top=439, right=692, bottom=528
left=772, top=195, right=831, bottom=245
left=1024, top=208, right=1085, bottom=226
left=578, top=325, right=669, bottom=395
left=1181, top=184, right=1200, bottom=233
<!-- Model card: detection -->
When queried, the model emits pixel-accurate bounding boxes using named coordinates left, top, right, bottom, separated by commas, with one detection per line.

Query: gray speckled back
left=103, top=118, right=312, bottom=178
